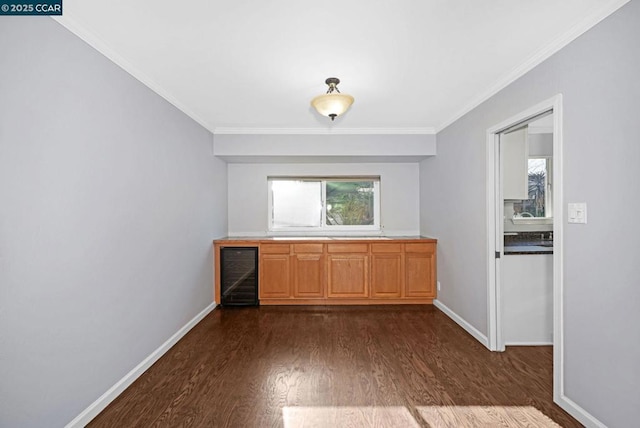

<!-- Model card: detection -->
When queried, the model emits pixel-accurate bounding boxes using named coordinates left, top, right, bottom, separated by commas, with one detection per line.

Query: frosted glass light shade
left=311, top=93, right=354, bottom=120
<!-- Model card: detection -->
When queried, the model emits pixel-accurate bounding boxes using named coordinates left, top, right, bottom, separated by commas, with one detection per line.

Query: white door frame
left=485, top=94, right=564, bottom=401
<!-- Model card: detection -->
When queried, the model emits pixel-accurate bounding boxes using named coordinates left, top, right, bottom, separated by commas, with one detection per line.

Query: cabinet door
left=327, top=254, right=369, bottom=298
left=405, top=252, right=435, bottom=298
left=502, top=126, right=529, bottom=200
left=259, top=254, right=291, bottom=299
left=370, top=253, right=402, bottom=298
left=293, top=254, right=324, bottom=298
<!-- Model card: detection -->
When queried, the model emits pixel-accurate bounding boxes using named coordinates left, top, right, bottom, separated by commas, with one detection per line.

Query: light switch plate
left=568, top=203, right=587, bottom=224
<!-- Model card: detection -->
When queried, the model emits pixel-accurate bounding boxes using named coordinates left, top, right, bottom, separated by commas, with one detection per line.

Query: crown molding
left=51, top=15, right=435, bottom=137
left=51, top=15, right=216, bottom=133
left=435, top=0, right=631, bottom=134
left=213, top=127, right=436, bottom=135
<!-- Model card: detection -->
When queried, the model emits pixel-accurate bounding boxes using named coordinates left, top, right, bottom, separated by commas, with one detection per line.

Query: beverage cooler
left=220, top=247, right=258, bottom=306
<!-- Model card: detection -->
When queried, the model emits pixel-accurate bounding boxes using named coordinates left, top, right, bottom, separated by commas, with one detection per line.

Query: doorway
left=485, top=94, right=564, bottom=402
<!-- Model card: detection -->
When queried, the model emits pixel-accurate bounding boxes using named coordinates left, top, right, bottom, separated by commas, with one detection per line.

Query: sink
left=271, top=236, right=391, bottom=240
left=271, top=237, right=328, bottom=240
left=330, top=236, right=391, bottom=240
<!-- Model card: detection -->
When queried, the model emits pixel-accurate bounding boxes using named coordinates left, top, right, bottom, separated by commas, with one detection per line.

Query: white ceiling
left=55, top=0, right=628, bottom=134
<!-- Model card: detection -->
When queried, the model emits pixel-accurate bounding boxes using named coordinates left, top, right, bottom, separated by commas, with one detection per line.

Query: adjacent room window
left=268, top=177, right=381, bottom=232
left=513, top=158, right=552, bottom=218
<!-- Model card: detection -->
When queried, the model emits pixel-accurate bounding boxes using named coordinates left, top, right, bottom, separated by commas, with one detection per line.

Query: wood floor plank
left=89, top=306, right=581, bottom=427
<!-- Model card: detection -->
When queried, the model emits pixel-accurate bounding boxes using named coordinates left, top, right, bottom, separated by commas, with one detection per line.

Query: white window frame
left=526, top=156, right=553, bottom=218
left=545, top=157, right=553, bottom=218
left=267, top=177, right=381, bottom=234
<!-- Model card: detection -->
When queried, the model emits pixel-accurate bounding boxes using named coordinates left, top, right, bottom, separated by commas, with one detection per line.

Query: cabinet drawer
left=405, top=243, right=435, bottom=253
left=293, top=243, right=324, bottom=254
left=371, top=243, right=402, bottom=253
left=260, top=244, right=291, bottom=254
left=327, top=243, right=369, bottom=253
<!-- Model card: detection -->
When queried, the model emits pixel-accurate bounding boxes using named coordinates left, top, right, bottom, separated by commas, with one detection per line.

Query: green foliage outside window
left=326, top=181, right=374, bottom=226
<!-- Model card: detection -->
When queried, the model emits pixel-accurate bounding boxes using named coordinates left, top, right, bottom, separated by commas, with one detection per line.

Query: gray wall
left=0, top=18, right=227, bottom=427
left=421, top=1, right=639, bottom=426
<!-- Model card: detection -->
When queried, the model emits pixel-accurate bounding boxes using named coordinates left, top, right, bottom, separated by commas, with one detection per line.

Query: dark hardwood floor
left=89, top=305, right=581, bottom=427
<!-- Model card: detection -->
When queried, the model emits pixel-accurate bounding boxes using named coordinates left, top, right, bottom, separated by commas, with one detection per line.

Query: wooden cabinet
left=215, top=238, right=437, bottom=305
left=292, top=244, right=324, bottom=298
left=327, top=243, right=369, bottom=298
left=328, top=254, right=369, bottom=297
left=405, top=243, right=436, bottom=298
left=259, top=244, right=291, bottom=299
left=370, top=243, right=402, bottom=298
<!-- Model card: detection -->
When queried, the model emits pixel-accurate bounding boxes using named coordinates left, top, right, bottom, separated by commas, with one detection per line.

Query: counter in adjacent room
left=504, top=232, right=553, bottom=255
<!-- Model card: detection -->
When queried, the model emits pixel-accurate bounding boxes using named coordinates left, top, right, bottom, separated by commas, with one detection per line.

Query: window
left=268, top=177, right=380, bottom=232
left=512, top=158, right=552, bottom=218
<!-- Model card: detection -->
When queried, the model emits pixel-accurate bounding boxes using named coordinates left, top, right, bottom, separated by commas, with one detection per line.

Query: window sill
left=267, top=229, right=383, bottom=237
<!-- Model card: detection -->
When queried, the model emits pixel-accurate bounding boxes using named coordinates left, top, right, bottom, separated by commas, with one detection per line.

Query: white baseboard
left=505, top=341, right=553, bottom=346
left=65, top=302, right=217, bottom=428
left=556, top=394, right=607, bottom=428
left=433, top=299, right=489, bottom=349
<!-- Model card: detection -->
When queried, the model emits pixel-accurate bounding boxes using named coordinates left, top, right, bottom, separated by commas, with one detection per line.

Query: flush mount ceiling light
left=310, top=77, right=354, bottom=121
